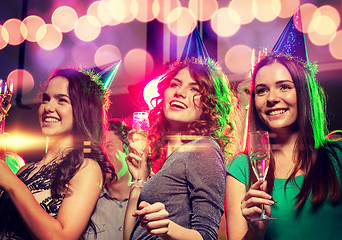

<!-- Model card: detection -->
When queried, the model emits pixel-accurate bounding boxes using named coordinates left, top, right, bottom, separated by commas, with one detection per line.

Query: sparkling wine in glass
left=248, top=131, right=276, bottom=222
left=129, top=111, right=149, bottom=185
left=0, top=79, right=13, bottom=160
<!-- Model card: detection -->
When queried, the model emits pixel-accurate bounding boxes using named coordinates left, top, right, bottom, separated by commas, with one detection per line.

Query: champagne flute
left=129, top=111, right=149, bottom=185
left=0, top=79, right=13, bottom=160
left=248, top=131, right=276, bottom=222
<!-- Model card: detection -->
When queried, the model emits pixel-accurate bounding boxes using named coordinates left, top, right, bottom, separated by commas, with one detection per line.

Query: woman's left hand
left=133, top=201, right=170, bottom=236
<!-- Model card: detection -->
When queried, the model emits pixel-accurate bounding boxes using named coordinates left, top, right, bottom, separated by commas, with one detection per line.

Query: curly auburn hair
left=148, top=58, right=238, bottom=173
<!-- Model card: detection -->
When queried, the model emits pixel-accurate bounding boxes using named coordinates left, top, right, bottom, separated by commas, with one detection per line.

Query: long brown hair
left=247, top=53, right=341, bottom=208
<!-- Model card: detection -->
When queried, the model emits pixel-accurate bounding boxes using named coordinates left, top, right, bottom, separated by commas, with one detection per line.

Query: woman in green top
left=225, top=53, right=342, bottom=240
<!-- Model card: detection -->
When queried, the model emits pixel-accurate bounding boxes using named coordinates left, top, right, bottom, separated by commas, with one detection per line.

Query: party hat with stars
left=272, top=7, right=309, bottom=62
left=180, top=27, right=210, bottom=61
left=86, top=60, right=122, bottom=90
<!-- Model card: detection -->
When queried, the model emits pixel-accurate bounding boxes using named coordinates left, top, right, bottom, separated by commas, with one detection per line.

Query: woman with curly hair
left=124, top=58, right=238, bottom=240
left=0, top=68, right=115, bottom=239
left=225, top=53, right=342, bottom=240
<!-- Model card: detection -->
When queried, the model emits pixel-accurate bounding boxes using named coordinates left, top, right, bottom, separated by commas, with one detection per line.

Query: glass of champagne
left=0, top=79, right=13, bottom=160
left=248, top=131, right=276, bottom=222
left=129, top=111, right=149, bottom=185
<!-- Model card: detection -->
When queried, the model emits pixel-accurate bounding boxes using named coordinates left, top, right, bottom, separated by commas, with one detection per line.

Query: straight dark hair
left=247, top=53, right=341, bottom=208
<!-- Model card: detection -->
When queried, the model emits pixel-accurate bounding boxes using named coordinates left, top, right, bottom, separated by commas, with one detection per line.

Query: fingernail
left=265, top=194, right=272, bottom=199
left=268, top=200, right=274, bottom=205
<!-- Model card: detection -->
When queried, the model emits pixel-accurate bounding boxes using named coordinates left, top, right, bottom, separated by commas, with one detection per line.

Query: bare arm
left=225, top=175, right=273, bottom=240
left=123, top=138, right=150, bottom=240
left=0, top=158, right=102, bottom=240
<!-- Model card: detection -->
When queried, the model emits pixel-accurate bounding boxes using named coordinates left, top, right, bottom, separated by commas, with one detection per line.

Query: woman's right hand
left=241, top=180, right=274, bottom=231
left=125, top=129, right=150, bottom=182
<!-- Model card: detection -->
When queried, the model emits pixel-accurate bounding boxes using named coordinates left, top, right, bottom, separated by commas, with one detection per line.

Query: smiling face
left=254, top=62, right=298, bottom=133
left=163, top=67, right=203, bottom=131
left=38, top=76, right=74, bottom=138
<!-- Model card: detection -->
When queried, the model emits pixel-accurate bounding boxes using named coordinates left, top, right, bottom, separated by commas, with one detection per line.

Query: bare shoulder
left=69, top=158, right=103, bottom=191
left=75, top=158, right=102, bottom=179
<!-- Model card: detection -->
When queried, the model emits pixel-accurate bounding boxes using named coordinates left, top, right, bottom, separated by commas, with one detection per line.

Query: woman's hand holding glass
left=248, top=131, right=276, bottom=222
left=241, top=180, right=274, bottom=232
left=126, top=128, right=150, bottom=185
left=126, top=112, right=150, bottom=186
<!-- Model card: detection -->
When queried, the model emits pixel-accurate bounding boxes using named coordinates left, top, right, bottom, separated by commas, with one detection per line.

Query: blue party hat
left=180, top=27, right=210, bottom=61
left=272, top=8, right=309, bottom=62
left=87, top=60, right=121, bottom=90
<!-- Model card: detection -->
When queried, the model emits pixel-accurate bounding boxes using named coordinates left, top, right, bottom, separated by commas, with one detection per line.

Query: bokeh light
left=152, top=0, right=181, bottom=24
left=0, top=25, right=9, bottom=50
left=74, top=15, right=101, bottom=42
left=4, top=132, right=46, bottom=152
left=278, top=0, right=299, bottom=18
left=124, top=48, right=154, bottom=79
left=297, top=3, right=317, bottom=33
left=329, top=30, right=342, bottom=60
left=3, top=18, right=27, bottom=46
left=120, top=0, right=138, bottom=23
left=7, top=69, right=34, bottom=95
left=134, top=0, right=156, bottom=23
left=87, top=1, right=112, bottom=27
left=143, top=75, right=162, bottom=109
left=229, top=0, right=255, bottom=25
left=211, top=7, right=241, bottom=37
left=167, top=7, right=197, bottom=36
left=308, top=29, right=335, bottom=46
left=22, top=15, right=45, bottom=42
left=188, top=0, right=218, bottom=22
left=225, top=45, right=252, bottom=74
left=52, top=6, right=78, bottom=33
left=252, top=0, right=281, bottom=22
left=36, top=24, right=63, bottom=50
left=94, top=44, right=122, bottom=67
left=105, top=0, right=126, bottom=26
left=310, top=5, right=340, bottom=36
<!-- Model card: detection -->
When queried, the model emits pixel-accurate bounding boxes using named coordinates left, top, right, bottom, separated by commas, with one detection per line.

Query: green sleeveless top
left=227, top=141, right=342, bottom=240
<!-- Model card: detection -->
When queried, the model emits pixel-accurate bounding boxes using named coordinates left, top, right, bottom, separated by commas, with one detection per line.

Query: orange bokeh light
left=188, top=0, right=218, bottom=22
left=74, top=15, right=101, bottom=42
left=278, top=0, right=299, bottom=18
left=22, top=15, right=45, bottom=42
left=211, top=7, right=241, bottom=37
left=87, top=1, right=112, bottom=27
left=36, top=24, right=63, bottom=50
left=3, top=18, right=27, bottom=46
left=229, top=0, right=255, bottom=25
left=94, top=44, right=122, bottom=67
left=52, top=6, right=78, bottom=33
left=152, top=0, right=181, bottom=24
left=308, top=29, right=335, bottom=46
left=310, top=5, right=340, bottom=36
left=298, top=3, right=317, bottom=33
left=167, top=7, right=197, bottom=37
left=252, top=0, right=281, bottom=22
left=7, top=69, right=35, bottom=95
left=124, top=48, right=154, bottom=79
left=134, top=0, right=156, bottom=23
left=225, top=45, right=252, bottom=74
left=329, top=30, right=342, bottom=60
left=0, top=25, right=9, bottom=50
left=121, top=0, right=138, bottom=24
